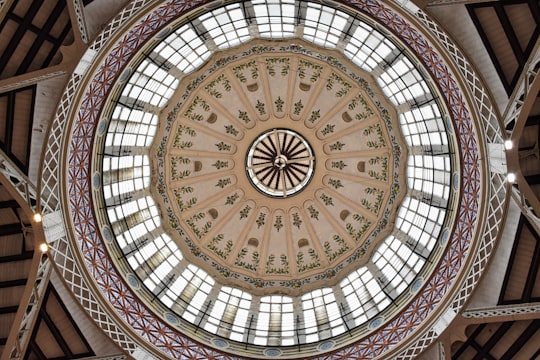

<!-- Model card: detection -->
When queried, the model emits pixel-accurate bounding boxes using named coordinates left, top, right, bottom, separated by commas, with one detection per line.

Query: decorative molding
left=463, top=303, right=540, bottom=319
left=0, top=70, right=66, bottom=94
left=71, top=0, right=89, bottom=44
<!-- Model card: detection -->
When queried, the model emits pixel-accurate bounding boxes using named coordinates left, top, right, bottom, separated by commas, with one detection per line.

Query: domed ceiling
left=151, top=42, right=408, bottom=295
left=53, top=0, right=504, bottom=359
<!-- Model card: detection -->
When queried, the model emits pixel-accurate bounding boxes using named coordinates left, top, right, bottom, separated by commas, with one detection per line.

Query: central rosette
left=152, top=41, right=407, bottom=295
left=246, top=129, right=315, bottom=198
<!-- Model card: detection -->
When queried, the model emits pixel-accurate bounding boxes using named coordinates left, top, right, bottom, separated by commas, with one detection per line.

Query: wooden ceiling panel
left=459, top=346, right=477, bottom=359
left=24, top=286, right=94, bottom=360
left=503, top=241, right=528, bottom=301
left=31, top=1, right=68, bottom=30
left=452, top=320, right=540, bottom=359
left=499, top=216, right=540, bottom=304
left=518, top=121, right=539, bottom=149
left=0, top=21, right=18, bottom=66
left=467, top=0, right=540, bottom=95
left=34, top=321, right=65, bottom=359
left=30, top=5, right=50, bottom=29
left=475, top=7, right=519, bottom=83
left=0, top=185, right=12, bottom=201
left=518, top=329, right=540, bottom=358
left=0, top=97, right=7, bottom=142
left=489, top=320, right=529, bottom=358
left=0, top=222, right=22, bottom=237
left=505, top=3, right=537, bottom=50
left=0, top=199, right=19, bottom=208
left=473, top=322, right=500, bottom=344
left=9, top=32, right=37, bottom=75
left=0, top=196, right=34, bottom=260
left=11, top=88, right=33, bottom=166
left=12, top=0, right=34, bottom=18
left=532, top=95, right=540, bottom=115
left=0, top=0, right=72, bottom=79
left=0, top=260, right=31, bottom=283
left=48, top=6, right=71, bottom=42
left=499, top=321, right=540, bottom=359
left=0, top=234, right=27, bottom=259
left=532, top=254, right=540, bottom=298
left=27, top=41, right=56, bottom=75
left=0, top=86, right=36, bottom=173
left=0, top=208, right=20, bottom=225
left=0, top=313, right=16, bottom=340
left=0, top=23, right=36, bottom=78
left=0, top=285, right=23, bottom=308
left=15, top=206, right=30, bottom=226
left=45, top=291, right=91, bottom=355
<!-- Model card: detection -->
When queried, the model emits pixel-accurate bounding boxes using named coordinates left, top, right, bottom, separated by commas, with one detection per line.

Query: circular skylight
left=246, top=129, right=315, bottom=198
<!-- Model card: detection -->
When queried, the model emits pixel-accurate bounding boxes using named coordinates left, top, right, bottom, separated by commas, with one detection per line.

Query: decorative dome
left=55, top=0, right=502, bottom=359
left=149, top=42, right=408, bottom=296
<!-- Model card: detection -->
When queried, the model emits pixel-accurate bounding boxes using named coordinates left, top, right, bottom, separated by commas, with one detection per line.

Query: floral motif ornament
left=63, top=1, right=485, bottom=360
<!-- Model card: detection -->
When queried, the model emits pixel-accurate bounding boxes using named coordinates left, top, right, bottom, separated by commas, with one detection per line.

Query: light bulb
left=40, top=243, right=48, bottom=253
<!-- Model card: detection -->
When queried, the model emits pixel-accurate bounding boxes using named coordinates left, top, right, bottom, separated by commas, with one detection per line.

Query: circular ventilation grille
left=246, top=129, right=315, bottom=198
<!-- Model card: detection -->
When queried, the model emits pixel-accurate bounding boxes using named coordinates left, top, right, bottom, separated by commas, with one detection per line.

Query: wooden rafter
left=24, top=285, right=95, bottom=360
left=498, top=216, right=540, bottom=304
left=452, top=320, right=540, bottom=359
left=0, top=0, right=72, bottom=79
left=467, top=0, right=540, bottom=95
left=0, top=85, right=36, bottom=173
